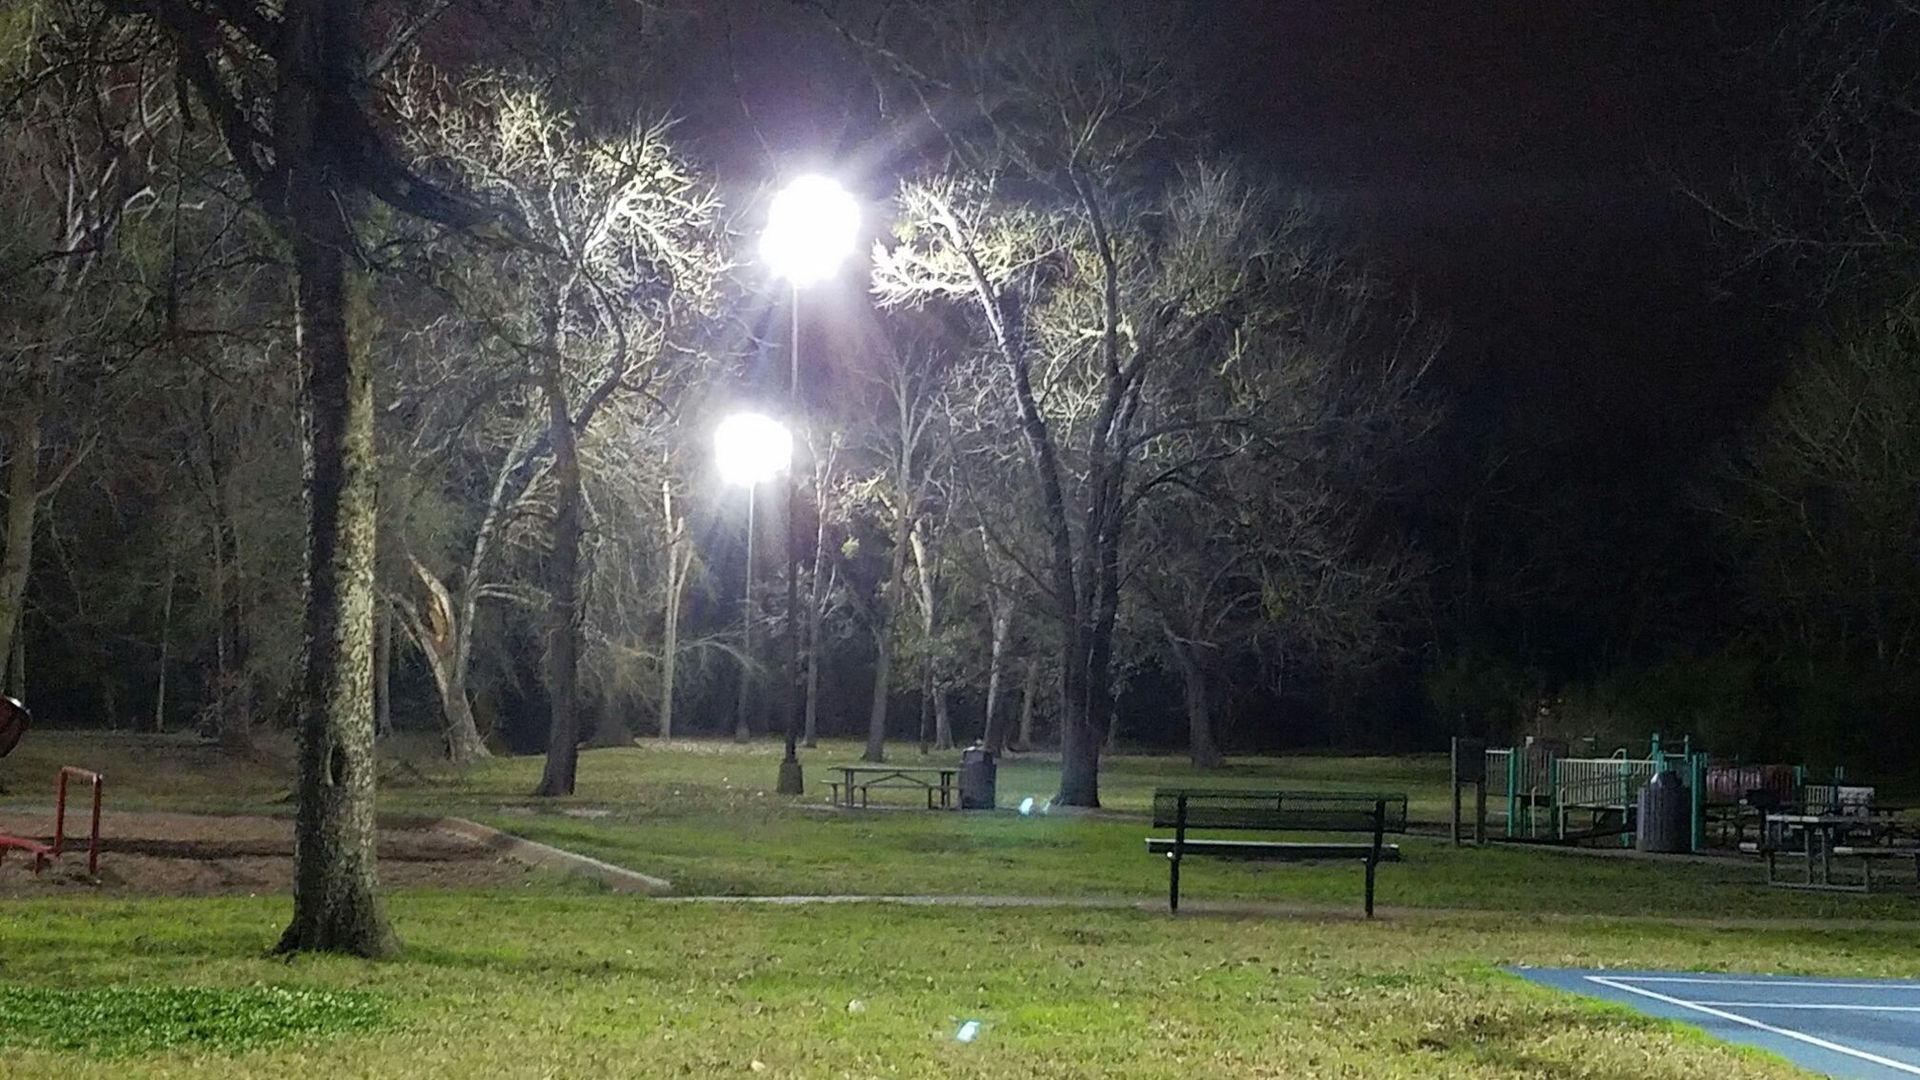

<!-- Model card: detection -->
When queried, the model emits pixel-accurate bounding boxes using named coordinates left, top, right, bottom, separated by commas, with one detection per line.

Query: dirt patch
left=0, top=809, right=540, bottom=896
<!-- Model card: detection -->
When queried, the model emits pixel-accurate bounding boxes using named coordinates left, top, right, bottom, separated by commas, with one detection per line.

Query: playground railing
left=1555, top=757, right=1659, bottom=811
left=54, top=766, right=102, bottom=877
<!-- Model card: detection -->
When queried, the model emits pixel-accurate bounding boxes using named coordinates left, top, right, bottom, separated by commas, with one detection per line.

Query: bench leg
left=1365, top=857, right=1377, bottom=919
left=1167, top=851, right=1181, bottom=914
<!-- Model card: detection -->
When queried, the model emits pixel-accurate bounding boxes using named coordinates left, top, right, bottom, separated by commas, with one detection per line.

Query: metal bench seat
left=1146, top=789, right=1409, bottom=916
left=1144, top=838, right=1402, bottom=861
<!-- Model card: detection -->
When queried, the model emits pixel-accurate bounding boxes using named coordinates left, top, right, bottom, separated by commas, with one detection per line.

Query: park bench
left=1145, top=789, right=1408, bottom=917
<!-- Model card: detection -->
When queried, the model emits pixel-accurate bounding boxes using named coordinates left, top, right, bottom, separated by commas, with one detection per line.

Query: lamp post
left=714, top=412, right=792, bottom=746
left=760, top=174, right=860, bottom=795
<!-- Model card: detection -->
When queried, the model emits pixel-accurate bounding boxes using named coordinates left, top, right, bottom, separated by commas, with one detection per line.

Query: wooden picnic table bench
left=1751, top=811, right=1920, bottom=892
left=1145, top=788, right=1409, bottom=917
left=824, top=764, right=959, bottom=809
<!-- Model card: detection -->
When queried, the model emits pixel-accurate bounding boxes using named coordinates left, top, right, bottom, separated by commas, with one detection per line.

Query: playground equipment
left=0, top=766, right=103, bottom=877
left=1454, top=733, right=1707, bottom=849
left=0, top=698, right=104, bottom=878
left=1453, top=731, right=1855, bottom=852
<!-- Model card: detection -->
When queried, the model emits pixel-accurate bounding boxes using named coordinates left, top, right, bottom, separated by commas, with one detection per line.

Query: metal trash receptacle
left=1637, top=769, right=1692, bottom=853
left=960, top=745, right=996, bottom=810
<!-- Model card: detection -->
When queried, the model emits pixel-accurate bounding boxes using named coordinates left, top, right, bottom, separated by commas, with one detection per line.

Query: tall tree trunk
left=659, top=513, right=683, bottom=740
left=658, top=477, right=689, bottom=740
left=1168, top=633, right=1223, bottom=768
left=6, top=614, right=23, bottom=705
left=0, top=403, right=41, bottom=678
left=918, top=661, right=935, bottom=754
left=154, top=551, right=174, bottom=732
left=401, top=558, right=489, bottom=763
left=907, top=524, right=952, bottom=750
left=1015, top=658, right=1037, bottom=751
left=803, top=448, right=836, bottom=748
left=803, top=565, right=832, bottom=747
left=1056, top=623, right=1100, bottom=806
left=274, top=49, right=395, bottom=955
left=374, top=599, right=393, bottom=739
left=659, top=552, right=685, bottom=739
left=981, top=603, right=1013, bottom=752
left=863, top=506, right=913, bottom=763
left=211, top=484, right=253, bottom=751
left=534, top=360, right=584, bottom=797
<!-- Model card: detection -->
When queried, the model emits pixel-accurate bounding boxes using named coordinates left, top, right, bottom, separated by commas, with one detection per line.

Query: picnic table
left=825, top=764, right=959, bottom=809
left=1759, top=811, right=1920, bottom=892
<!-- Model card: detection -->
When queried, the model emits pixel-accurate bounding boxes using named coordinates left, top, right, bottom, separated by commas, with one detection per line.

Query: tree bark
left=907, top=523, right=953, bottom=750
left=802, top=448, right=836, bottom=748
left=863, top=505, right=913, bottom=762
left=918, top=661, right=935, bottom=754
left=659, top=480, right=688, bottom=739
left=803, top=564, right=832, bottom=747
left=205, top=417, right=253, bottom=752
left=274, top=11, right=396, bottom=951
left=154, top=551, right=174, bottom=732
left=374, top=598, right=393, bottom=740
left=533, top=356, right=585, bottom=797
left=399, top=557, right=488, bottom=762
left=0, top=403, right=41, bottom=679
left=1168, top=633, right=1223, bottom=769
left=981, top=602, right=1013, bottom=752
left=6, top=613, right=23, bottom=705
left=1015, top=658, right=1037, bottom=751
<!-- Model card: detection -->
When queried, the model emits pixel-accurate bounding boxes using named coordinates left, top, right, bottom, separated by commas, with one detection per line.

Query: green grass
left=10, top=731, right=1918, bottom=919
left=7, top=730, right=1919, bottom=1076
left=0, top=986, right=387, bottom=1058
left=2, top=891, right=1909, bottom=1077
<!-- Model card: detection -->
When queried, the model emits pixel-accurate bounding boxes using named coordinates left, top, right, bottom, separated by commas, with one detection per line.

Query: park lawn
left=1, top=731, right=1457, bottom=820
left=10, top=732, right=1920, bottom=920
left=0, top=889, right=1909, bottom=1078
left=487, top=807, right=1920, bottom=920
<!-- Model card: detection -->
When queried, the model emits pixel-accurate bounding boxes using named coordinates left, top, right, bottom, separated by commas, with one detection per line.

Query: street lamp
left=714, top=412, right=791, bottom=746
left=762, top=174, right=860, bottom=795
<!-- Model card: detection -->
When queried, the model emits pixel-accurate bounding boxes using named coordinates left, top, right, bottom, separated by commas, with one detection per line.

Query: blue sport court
left=1515, top=969, right=1920, bottom=1078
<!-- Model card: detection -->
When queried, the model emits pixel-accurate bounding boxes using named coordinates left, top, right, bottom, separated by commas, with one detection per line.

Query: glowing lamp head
left=760, top=174, right=861, bottom=287
left=714, top=412, right=792, bottom=487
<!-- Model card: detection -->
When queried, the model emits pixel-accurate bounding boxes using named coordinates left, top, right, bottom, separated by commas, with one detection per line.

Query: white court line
left=1613, top=977, right=1920, bottom=992
left=1687, top=1003, right=1920, bottom=1013
left=1588, top=976, right=1920, bottom=1077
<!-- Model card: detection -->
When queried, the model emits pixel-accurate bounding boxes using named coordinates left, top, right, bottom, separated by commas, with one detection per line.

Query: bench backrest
left=1151, top=789, right=1409, bottom=833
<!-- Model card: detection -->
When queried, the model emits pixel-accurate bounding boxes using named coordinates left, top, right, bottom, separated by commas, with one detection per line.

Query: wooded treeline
left=3, top=0, right=1918, bottom=835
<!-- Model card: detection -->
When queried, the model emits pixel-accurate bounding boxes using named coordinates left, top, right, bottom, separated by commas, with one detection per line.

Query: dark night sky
left=1206, top=3, right=1780, bottom=457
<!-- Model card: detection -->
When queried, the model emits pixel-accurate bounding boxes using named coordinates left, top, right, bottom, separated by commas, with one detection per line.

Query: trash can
left=1636, top=769, right=1692, bottom=853
left=960, top=745, right=996, bottom=810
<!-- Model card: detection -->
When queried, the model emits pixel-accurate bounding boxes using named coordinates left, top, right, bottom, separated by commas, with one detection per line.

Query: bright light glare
left=760, top=174, right=861, bottom=287
left=1018, top=797, right=1035, bottom=816
left=714, top=412, right=792, bottom=487
left=955, top=1020, right=982, bottom=1043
